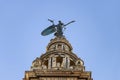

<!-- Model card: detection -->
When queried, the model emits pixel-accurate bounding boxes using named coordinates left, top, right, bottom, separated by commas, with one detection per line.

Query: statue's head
left=58, top=21, right=63, bottom=25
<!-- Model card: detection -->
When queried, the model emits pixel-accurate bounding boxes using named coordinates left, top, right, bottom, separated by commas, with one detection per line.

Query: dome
left=46, top=37, right=73, bottom=52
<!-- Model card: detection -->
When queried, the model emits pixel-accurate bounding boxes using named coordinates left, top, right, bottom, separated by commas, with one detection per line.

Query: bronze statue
left=41, top=19, right=75, bottom=37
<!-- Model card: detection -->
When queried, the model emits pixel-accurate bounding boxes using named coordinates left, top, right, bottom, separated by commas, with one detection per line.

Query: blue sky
left=0, top=0, right=120, bottom=80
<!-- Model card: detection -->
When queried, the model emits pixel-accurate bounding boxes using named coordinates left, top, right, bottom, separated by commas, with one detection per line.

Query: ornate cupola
left=23, top=20, right=93, bottom=80
left=30, top=36, right=85, bottom=71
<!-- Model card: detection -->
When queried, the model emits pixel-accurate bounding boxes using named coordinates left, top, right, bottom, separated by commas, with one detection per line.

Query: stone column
left=66, top=57, right=70, bottom=69
left=52, top=57, right=56, bottom=68
left=48, top=57, right=52, bottom=69
left=61, top=57, right=66, bottom=68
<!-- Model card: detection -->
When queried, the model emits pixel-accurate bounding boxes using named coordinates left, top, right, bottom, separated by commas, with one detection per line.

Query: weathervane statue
left=41, top=19, right=75, bottom=37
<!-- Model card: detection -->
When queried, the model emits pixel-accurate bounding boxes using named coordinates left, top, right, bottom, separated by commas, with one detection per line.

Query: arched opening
left=56, top=56, right=63, bottom=67
left=70, top=60, right=75, bottom=67
left=43, top=60, right=48, bottom=69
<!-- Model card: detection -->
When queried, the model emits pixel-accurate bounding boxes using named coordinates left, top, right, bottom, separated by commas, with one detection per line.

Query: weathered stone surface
left=23, top=36, right=93, bottom=80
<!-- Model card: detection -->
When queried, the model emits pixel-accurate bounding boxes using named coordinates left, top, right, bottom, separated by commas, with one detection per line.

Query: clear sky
left=0, top=0, right=120, bottom=80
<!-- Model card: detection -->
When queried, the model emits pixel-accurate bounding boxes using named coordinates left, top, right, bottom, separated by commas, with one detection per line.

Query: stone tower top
left=23, top=20, right=93, bottom=80
left=30, top=36, right=85, bottom=71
